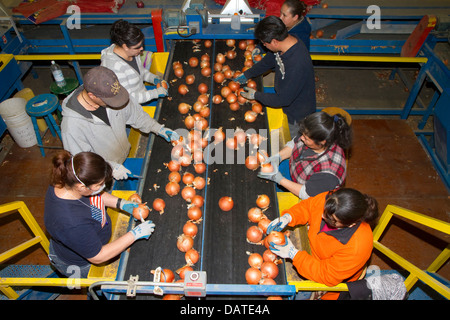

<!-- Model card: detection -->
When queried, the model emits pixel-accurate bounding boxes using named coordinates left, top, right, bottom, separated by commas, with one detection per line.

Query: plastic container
left=231, top=14, right=241, bottom=30
left=0, top=98, right=37, bottom=148
left=50, top=61, right=66, bottom=87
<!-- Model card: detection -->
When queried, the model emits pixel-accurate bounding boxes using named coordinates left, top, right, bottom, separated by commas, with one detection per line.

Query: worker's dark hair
left=110, top=19, right=144, bottom=48
left=50, top=150, right=112, bottom=188
left=255, top=16, right=289, bottom=43
left=324, top=188, right=379, bottom=228
left=298, top=111, right=353, bottom=150
left=283, top=0, right=307, bottom=18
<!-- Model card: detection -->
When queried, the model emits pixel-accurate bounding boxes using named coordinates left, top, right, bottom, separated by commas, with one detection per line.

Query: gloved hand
left=154, top=77, right=170, bottom=89
left=159, top=126, right=180, bottom=142
left=251, top=48, right=261, bottom=63
left=264, top=153, right=281, bottom=166
left=119, top=199, right=139, bottom=215
left=257, top=170, right=284, bottom=184
left=113, top=164, right=131, bottom=180
left=155, top=86, right=168, bottom=98
left=266, top=213, right=292, bottom=234
left=234, top=73, right=247, bottom=84
left=270, top=235, right=299, bottom=260
left=130, top=220, right=155, bottom=241
left=240, top=87, right=256, bottom=100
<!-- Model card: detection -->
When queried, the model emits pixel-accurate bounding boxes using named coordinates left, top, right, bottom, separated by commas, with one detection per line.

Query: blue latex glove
left=270, top=235, right=299, bottom=260
left=266, top=213, right=292, bottom=234
left=159, top=126, right=180, bottom=142
left=240, top=87, right=256, bottom=100
left=234, top=73, right=247, bottom=84
left=130, top=220, right=155, bottom=240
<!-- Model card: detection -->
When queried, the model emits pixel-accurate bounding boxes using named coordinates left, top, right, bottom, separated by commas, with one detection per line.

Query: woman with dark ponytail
left=258, top=110, right=352, bottom=199
left=266, top=188, right=379, bottom=300
left=44, top=150, right=155, bottom=278
left=101, top=19, right=167, bottom=104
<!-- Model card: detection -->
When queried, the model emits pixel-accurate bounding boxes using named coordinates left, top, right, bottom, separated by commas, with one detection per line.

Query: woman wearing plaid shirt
left=258, top=111, right=352, bottom=199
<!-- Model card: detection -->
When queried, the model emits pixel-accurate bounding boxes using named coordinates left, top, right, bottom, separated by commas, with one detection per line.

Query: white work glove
left=130, top=220, right=155, bottom=241
left=257, top=170, right=284, bottom=184
left=251, top=48, right=261, bottom=63
left=158, top=126, right=180, bottom=142
left=270, top=235, right=299, bottom=260
left=266, top=213, right=292, bottom=234
left=240, top=87, right=256, bottom=100
left=155, top=86, right=168, bottom=98
left=264, top=153, right=281, bottom=167
left=113, top=164, right=131, bottom=180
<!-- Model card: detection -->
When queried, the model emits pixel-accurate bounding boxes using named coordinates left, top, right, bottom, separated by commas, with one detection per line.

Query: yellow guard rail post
left=372, top=205, right=450, bottom=299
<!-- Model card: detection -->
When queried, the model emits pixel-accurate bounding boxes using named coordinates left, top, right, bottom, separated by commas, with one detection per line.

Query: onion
left=167, top=160, right=181, bottom=172
left=182, top=186, right=196, bottom=202
left=173, top=61, right=182, bottom=69
left=162, top=294, right=182, bottom=300
left=192, top=176, right=206, bottom=190
left=261, top=261, right=279, bottom=279
left=197, top=94, right=209, bottom=105
left=264, top=231, right=286, bottom=250
left=179, top=154, right=192, bottom=167
left=185, top=74, right=195, bottom=84
left=226, top=39, right=235, bottom=47
left=174, top=67, right=184, bottom=78
left=194, top=163, right=206, bottom=174
left=263, top=249, right=278, bottom=263
left=189, top=57, right=199, bottom=67
left=165, top=181, right=180, bottom=197
left=247, top=79, right=257, bottom=89
left=185, top=248, right=200, bottom=265
left=176, top=265, right=193, bottom=279
left=128, top=193, right=142, bottom=203
left=177, top=234, right=194, bottom=252
left=193, top=101, right=204, bottom=113
left=216, top=53, right=226, bottom=64
left=245, top=155, right=259, bottom=170
left=226, top=49, right=237, bottom=60
left=251, top=102, right=263, bottom=114
left=228, top=80, right=240, bottom=92
left=178, top=102, right=191, bottom=114
left=178, top=84, right=189, bottom=95
left=156, top=80, right=168, bottom=89
left=234, top=128, right=246, bottom=146
left=258, top=217, right=271, bottom=234
left=152, top=198, right=165, bottom=214
left=199, top=106, right=210, bottom=118
left=182, top=172, right=194, bottom=185
left=168, top=171, right=181, bottom=183
left=187, top=205, right=202, bottom=221
left=132, top=203, right=149, bottom=220
left=260, top=278, right=276, bottom=285
left=151, top=268, right=175, bottom=283
left=229, top=102, right=240, bottom=111
left=201, top=67, right=211, bottom=77
left=244, top=111, right=258, bottom=123
left=212, top=95, right=223, bottom=104
left=250, top=133, right=265, bottom=146
left=237, top=88, right=247, bottom=104
left=260, top=162, right=274, bottom=174
left=225, top=137, right=237, bottom=150
left=218, top=196, right=234, bottom=211
left=184, top=115, right=195, bottom=129
left=214, top=72, right=225, bottom=83
left=245, top=267, right=262, bottom=285
left=204, top=40, right=212, bottom=48
left=256, top=194, right=270, bottom=209
left=214, top=62, right=223, bottom=72
left=246, top=225, right=263, bottom=244
left=223, top=68, right=234, bottom=79
left=221, top=86, right=232, bottom=98
left=226, top=93, right=237, bottom=104
left=248, top=252, right=263, bottom=269
left=191, top=194, right=204, bottom=208
left=248, top=207, right=264, bottom=223
left=183, top=221, right=198, bottom=237
left=238, top=40, right=247, bottom=50
left=198, top=83, right=208, bottom=94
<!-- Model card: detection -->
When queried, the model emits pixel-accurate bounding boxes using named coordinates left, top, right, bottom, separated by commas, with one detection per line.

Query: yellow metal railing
left=372, top=205, right=450, bottom=299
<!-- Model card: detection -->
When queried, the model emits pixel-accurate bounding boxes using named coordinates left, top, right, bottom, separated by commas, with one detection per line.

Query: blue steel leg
left=418, top=91, right=440, bottom=130
left=30, top=116, right=45, bottom=157
left=401, top=62, right=429, bottom=119
left=47, top=114, right=62, bottom=140
left=60, top=20, right=83, bottom=85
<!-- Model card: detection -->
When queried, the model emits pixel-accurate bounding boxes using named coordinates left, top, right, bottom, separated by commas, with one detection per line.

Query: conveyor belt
left=120, top=40, right=286, bottom=300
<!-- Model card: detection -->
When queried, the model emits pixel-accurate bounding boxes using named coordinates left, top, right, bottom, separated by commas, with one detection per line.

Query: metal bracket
left=126, top=275, right=139, bottom=298
left=152, top=267, right=164, bottom=296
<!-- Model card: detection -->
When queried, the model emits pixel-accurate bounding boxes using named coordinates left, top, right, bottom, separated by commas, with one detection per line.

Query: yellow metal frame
left=372, top=205, right=450, bottom=299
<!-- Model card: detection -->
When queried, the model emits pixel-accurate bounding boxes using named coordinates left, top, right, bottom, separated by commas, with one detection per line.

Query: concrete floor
left=0, top=57, right=449, bottom=299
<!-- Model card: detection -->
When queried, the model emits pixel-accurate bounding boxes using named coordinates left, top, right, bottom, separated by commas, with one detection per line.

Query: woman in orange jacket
left=267, top=188, right=379, bottom=300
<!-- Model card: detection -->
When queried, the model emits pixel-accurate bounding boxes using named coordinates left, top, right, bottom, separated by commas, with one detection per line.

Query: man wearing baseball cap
left=61, top=66, right=179, bottom=180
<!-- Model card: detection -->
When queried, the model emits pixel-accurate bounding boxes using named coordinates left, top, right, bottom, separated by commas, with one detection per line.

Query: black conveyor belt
left=121, top=40, right=286, bottom=300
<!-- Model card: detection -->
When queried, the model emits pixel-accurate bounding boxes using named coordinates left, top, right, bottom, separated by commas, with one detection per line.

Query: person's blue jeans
left=48, top=241, right=91, bottom=279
